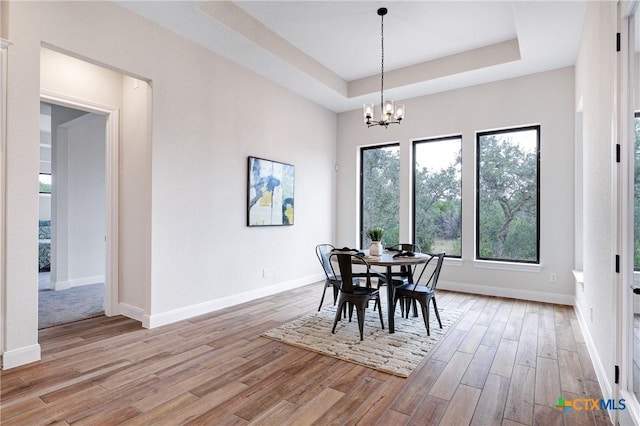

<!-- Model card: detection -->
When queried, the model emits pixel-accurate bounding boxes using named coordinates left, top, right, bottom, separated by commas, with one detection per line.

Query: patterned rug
left=262, top=304, right=462, bottom=377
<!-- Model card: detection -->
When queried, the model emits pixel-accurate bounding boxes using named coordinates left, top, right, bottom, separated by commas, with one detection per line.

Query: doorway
left=619, top=2, right=640, bottom=424
left=39, top=91, right=120, bottom=325
left=38, top=101, right=109, bottom=328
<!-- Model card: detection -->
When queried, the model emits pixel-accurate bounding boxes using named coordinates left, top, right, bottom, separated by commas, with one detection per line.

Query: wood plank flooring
left=1, top=285, right=611, bottom=425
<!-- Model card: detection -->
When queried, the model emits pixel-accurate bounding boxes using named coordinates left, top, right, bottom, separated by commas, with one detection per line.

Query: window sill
left=473, top=260, right=542, bottom=273
left=574, top=271, right=638, bottom=283
left=443, top=257, right=464, bottom=267
left=572, top=270, right=584, bottom=283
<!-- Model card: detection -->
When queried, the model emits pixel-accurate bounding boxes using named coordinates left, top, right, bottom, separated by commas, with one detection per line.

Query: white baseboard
left=439, top=280, right=574, bottom=305
left=2, top=344, right=41, bottom=370
left=573, top=300, right=612, bottom=402
left=53, top=275, right=105, bottom=291
left=119, top=303, right=145, bottom=323
left=144, top=273, right=324, bottom=329
left=53, top=280, right=71, bottom=291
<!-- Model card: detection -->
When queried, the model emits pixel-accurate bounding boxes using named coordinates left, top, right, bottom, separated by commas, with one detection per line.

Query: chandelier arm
left=368, top=118, right=401, bottom=128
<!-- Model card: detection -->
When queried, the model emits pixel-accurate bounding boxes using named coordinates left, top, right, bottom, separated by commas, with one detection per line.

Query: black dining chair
left=386, top=243, right=421, bottom=253
left=385, top=243, right=422, bottom=286
left=392, top=252, right=445, bottom=336
left=315, top=244, right=363, bottom=311
left=315, top=244, right=340, bottom=311
left=329, top=251, right=384, bottom=340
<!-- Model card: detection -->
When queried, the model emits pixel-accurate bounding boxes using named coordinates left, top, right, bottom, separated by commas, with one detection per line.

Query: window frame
left=412, top=135, right=463, bottom=258
left=39, top=172, right=52, bottom=194
left=634, top=112, right=640, bottom=271
left=359, top=142, right=400, bottom=249
left=475, top=124, right=541, bottom=264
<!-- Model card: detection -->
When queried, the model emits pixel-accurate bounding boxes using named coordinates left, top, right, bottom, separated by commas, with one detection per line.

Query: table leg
left=386, top=266, right=395, bottom=333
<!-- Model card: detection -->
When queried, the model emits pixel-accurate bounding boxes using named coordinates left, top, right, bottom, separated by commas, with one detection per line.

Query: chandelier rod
left=363, top=6, right=403, bottom=128
left=380, top=8, right=385, bottom=111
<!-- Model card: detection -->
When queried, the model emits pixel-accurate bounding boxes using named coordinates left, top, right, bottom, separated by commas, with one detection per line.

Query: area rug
left=262, top=304, right=462, bottom=377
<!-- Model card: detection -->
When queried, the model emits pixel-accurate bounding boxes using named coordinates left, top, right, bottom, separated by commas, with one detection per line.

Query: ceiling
left=116, top=1, right=586, bottom=113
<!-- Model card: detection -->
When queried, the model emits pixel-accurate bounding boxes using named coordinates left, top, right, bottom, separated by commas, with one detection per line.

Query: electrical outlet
left=550, top=273, right=557, bottom=283
left=263, top=268, right=271, bottom=278
left=590, top=307, right=593, bottom=323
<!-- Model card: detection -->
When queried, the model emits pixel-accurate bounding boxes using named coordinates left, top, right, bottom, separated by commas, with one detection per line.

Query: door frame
left=0, top=38, right=11, bottom=362
left=618, top=1, right=640, bottom=425
left=40, top=90, right=119, bottom=317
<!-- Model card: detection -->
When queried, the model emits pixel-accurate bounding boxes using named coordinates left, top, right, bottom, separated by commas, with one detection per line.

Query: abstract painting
left=248, top=156, right=295, bottom=226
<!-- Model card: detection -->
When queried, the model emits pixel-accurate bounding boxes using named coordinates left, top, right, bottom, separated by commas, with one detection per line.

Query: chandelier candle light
left=364, top=7, right=405, bottom=128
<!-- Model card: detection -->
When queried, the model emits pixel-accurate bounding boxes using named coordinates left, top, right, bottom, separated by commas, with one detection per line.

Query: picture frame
left=247, top=156, right=295, bottom=226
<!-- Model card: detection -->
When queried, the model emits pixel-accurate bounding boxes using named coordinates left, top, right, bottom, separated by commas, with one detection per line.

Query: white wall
left=66, top=113, right=106, bottom=286
left=120, top=75, right=152, bottom=314
left=0, top=35, right=10, bottom=367
left=38, top=195, right=50, bottom=221
left=337, top=67, right=575, bottom=303
left=573, top=0, right=617, bottom=401
left=3, top=2, right=42, bottom=367
left=3, top=1, right=335, bottom=367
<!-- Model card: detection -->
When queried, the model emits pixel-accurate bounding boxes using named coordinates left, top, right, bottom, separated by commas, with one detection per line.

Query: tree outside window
left=39, top=173, right=52, bottom=194
left=413, top=136, right=462, bottom=256
left=360, top=144, right=400, bottom=248
left=477, top=126, right=540, bottom=263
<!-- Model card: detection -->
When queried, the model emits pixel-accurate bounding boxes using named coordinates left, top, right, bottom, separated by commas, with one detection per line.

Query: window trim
left=359, top=142, right=400, bottom=249
left=412, top=134, right=463, bottom=258
left=475, top=124, right=541, bottom=264
left=634, top=111, right=639, bottom=271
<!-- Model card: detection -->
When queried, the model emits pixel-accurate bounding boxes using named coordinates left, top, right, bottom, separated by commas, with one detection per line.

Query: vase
left=369, top=241, right=383, bottom=256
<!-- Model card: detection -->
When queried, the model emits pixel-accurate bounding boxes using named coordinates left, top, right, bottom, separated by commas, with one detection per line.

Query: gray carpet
left=38, top=272, right=105, bottom=329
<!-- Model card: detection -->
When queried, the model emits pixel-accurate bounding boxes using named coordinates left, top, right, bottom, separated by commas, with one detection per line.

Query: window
left=635, top=113, right=640, bottom=270
left=413, top=136, right=462, bottom=256
left=39, top=173, right=52, bottom=194
left=476, top=125, right=540, bottom=263
left=360, top=144, right=400, bottom=248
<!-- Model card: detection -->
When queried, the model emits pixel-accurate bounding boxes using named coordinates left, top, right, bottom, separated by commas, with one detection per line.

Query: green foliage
left=366, top=226, right=384, bottom=241
left=39, top=173, right=52, bottom=194
left=417, top=234, right=435, bottom=254
left=433, top=238, right=459, bottom=255
left=414, top=142, right=462, bottom=256
left=361, top=146, right=400, bottom=247
left=361, top=131, right=538, bottom=263
left=478, top=133, right=538, bottom=261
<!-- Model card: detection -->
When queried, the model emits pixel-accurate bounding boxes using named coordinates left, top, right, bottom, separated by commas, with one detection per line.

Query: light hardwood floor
left=1, top=284, right=611, bottom=425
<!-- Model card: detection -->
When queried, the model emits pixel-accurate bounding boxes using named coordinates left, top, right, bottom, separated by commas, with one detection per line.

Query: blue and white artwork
left=248, top=156, right=295, bottom=226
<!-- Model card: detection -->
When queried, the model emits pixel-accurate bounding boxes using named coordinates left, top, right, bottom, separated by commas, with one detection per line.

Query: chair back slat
left=413, top=252, right=445, bottom=291
left=336, top=254, right=354, bottom=292
left=430, top=252, right=445, bottom=290
left=330, top=252, right=369, bottom=293
left=402, top=243, right=421, bottom=253
left=316, top=244, right=336, bottom=279
left=386, top=243, right=421, bottom=277
left=388, top=243, right=421, bottom=253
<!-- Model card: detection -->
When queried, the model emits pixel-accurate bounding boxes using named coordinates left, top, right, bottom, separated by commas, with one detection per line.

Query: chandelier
left=363, top=7, right=405, bottom=128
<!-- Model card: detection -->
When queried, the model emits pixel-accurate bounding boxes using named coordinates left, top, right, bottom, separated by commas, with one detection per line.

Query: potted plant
left=367, top=226, right=384, bottom=256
